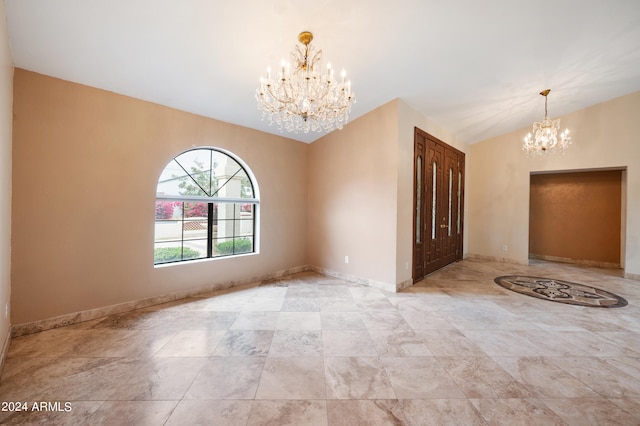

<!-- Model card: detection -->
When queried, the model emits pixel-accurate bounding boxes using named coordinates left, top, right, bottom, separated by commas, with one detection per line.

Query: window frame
left=154, top=147, right=259, bottom=265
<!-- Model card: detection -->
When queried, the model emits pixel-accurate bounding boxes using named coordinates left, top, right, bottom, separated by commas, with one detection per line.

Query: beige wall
left=307, top=101, right=399, bottom=289
left=467, top=91, right=640, bottom=277
left=11, top=65, right=638, bottom=328
left=0, top=2, right=13, bottom=353
left=307, top=99, right=464, bottom=289
left=11, top=70, right=308, bottom=325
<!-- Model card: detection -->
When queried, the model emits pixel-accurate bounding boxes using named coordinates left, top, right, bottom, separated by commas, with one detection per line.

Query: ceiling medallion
left=523, top=89, right=572, bottom=156
left=256, top=31, right=356, bottom=134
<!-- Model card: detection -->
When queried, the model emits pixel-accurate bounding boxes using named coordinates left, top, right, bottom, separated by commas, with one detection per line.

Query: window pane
left=183, top=202, right=208, bottom=219
left=432, top=162, right=436, bottom=240
left=213, top=237, right=253, bottom=256
left=211, top=151, right=253, bottom=199
left=157, top=160, right=196, bottom=197
left=458, top=171, right=462, bottom=234
left=174, top=150, right=214, bottom=196
left=238, top=203, right=255, bottom=238
left=176, top=149, right=213, bottom=192
left=213, top=204, right=254, bottom=244
left=237, top=221, right=254, bottom=238
left=240, top=203, right=255, bottom=219
left=155, top=201, right=182, bottom=243
left=214, top=169, right=248, bottom=199
left=213, top=237, right=234, bottom=256
left=416, top=156, right=422, bottom=243
left=234, top=237, right=253, bottom=254
left=154, top=241, right=184, bottom=264
left=155, top=201, right=178, bottom=220
left=448, top=167, right=453, bottom=237
left=182, top=240, right=207, bottom=260
left=183, top=219, right=208, bottom=241
left=153, top=241, right=202, bottom=264
left=215, top=219, right=237, bottom=240
left=155, top=219, right=182, bottom=242
left=241, top=175, right=254, bottom=198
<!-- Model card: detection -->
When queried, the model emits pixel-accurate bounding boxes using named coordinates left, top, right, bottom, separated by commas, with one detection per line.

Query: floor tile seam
left=604, top=397, right=640, bottom=421
left=438, top=356, right=541, bottom=400
left=378, top=356, right=470, bottom=400
left=470, top=396, right=632, bottom=400
left=598, top=357, right=640, bottom=384
left=591, top=330, right=640, bottom=348
left=323, top=355, right=400, bottom=401
left=486, top=355, right=604, bottom=398
left=455, top=328, right=550, bottom=358
left=467, top=394, right=599, bottom=422
left=549, top=330, right=640, bottom=357
left=252, top=355, right=327, bottom=401
left=0, top=361, right=144, bottom=394
left=400, top=396, right=487, bottom=424
left=533, top=397, right=616, bottom=425
left=600, top=356, right=640, bottom=370
left=541, top=356, right=634, bottom=399
left=249, top=396, right=426, bottom=401
left=94, top=357, right=188, bottom=402
left=170, top=356, right=210, bottom=404
left=360, top=327, right=401, bottom=358
left=79, top=397, right=184, bottom=402
left=241, top=400, right=329, bottom=426
left=429, top=354, right=482, bottom=401
left=164, top=396, right=538, bottom=401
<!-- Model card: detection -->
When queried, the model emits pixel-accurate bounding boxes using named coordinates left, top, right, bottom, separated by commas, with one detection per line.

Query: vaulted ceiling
left=5, top=0, right=640, bottom=144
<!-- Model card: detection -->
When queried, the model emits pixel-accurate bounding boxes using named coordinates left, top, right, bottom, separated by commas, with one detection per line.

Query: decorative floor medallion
left=494, top=276, right=628, bottom=308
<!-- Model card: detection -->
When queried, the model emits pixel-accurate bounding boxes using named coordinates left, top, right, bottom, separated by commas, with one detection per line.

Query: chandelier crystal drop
left=256, top=31, right=356, bottom=134
left=523, top=89, right=572, bottom=156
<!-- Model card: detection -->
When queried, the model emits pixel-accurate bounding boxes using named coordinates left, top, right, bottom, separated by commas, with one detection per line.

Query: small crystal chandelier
left=523, top=89, right=572, bottom=156
left=256, top=31, right=355, bottom=134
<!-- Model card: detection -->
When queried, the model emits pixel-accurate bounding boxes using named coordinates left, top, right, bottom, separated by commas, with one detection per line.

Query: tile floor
left=1, top=259, right=640, bottom=425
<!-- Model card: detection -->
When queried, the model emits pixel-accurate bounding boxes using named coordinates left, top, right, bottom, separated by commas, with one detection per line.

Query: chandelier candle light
left=523, top=89, right=572, bottom=156
left=256, top=31, right=355, bottom=134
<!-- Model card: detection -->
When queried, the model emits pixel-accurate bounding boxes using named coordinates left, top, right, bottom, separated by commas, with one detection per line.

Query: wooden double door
left=413, top=128, right=465, bottom=281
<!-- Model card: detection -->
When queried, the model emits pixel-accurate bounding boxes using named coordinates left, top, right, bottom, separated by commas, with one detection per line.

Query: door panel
left=413, top=137, right=425, bottom=280
left=441, top=149, right=459, bottom=266
left=425, top=141, right=443, bottom=274
left=413, top=128, right=465, bottom=281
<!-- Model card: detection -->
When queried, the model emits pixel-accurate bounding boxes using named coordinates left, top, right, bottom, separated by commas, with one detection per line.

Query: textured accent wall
left=529, top=170, right=622, bottom=266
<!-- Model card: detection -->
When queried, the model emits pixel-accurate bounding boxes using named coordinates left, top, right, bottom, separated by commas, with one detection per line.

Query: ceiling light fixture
left=256, top=31, right=355, bottom=134
left=523, top=89, right=572, bottom=156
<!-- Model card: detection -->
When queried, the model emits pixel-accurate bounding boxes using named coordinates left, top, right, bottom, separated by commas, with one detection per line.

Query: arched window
left=154, top=147, right=259, bottom=264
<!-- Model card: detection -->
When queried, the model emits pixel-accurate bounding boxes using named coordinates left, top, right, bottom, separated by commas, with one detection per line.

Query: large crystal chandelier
left=523, top=89, right=572, bottom=156
left=256, top=31, right=355, bottom=134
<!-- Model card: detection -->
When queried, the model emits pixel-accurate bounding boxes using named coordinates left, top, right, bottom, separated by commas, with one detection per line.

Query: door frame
left=413, top=127, right=465, bottom=282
